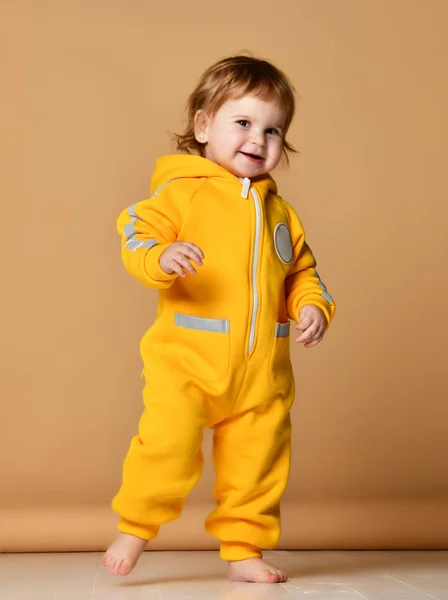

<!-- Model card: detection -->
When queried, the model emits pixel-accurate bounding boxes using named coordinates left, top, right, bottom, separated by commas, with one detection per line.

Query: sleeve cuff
left=143, top=244, right=178, bottom=285
left=297, top=295, right=336, bottom=326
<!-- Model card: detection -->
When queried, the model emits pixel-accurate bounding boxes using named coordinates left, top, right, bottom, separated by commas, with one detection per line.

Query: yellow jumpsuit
left=112, top=155, right=335, bottom=561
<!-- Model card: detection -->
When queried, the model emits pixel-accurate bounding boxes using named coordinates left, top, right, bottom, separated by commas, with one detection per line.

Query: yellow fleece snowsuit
left=112, top=155, right=335, bottom=561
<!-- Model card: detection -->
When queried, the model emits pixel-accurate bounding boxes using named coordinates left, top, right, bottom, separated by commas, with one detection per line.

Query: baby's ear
left=194, top=110, right=209, bottom=143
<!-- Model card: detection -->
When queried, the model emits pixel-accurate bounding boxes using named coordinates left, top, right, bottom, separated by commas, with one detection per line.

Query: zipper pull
left=241, top=177, right=251, bottom=198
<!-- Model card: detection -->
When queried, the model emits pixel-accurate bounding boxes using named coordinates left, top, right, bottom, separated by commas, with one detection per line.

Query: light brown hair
left=175, top=54, right=297, bottom=162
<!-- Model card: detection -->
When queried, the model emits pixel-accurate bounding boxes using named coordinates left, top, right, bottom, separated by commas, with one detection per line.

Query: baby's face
left=200, top=95, right=287, bottom=179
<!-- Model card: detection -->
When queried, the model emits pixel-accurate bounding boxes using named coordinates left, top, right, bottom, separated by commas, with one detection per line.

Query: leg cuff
left=220, top=542, right=263, bottom=561
left=118, top=518, right=160, bottom=541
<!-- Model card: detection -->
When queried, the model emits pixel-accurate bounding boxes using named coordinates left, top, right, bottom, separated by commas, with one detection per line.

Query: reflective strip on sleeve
left=315, top=271, right=334, bottom=303
left=123, top=205, right=158, bottom=252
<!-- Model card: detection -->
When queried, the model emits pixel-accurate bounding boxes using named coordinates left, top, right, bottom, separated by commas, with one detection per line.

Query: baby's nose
left=250, top=130, right=265, bottom=145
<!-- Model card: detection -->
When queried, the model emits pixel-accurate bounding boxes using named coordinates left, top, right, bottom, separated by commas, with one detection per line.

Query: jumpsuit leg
left=112, top=370, right=207, bottom=540
left=205, top=395, right=292, bottom=561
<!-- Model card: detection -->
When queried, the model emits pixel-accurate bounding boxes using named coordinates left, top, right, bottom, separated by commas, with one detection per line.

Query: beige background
left=1, top=0, right=447, bottom=552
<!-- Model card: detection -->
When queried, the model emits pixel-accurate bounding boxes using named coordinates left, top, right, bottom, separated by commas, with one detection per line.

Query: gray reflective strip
left=151, top=178, right=180, bottom=199
left=322, top=290, right=333, bottom=303
left=123, top=206, right=158, bottom=251
left=142, top=239, right=158, bottom=250
left=275, top=322, right=290, bottom=338
left=123, top=181, right=181, bottom=252
left=124, top=205, right=157, bottom=252
left=125, top=238, right=144, bottom=252
left=125, top=238, right=158, bottom=252
left=128, top=204, right=138, bottom=220
left=316, top=275, right=333, bottom=303
left=175, top=313, right=230, bottom=334
left=123, top=222, right=137, bottom=240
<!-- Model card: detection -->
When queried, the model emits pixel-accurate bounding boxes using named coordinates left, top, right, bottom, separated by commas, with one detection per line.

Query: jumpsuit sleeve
left=284, top=203, right=336, bottom=326
left=116, top=179, right=198, bottom=290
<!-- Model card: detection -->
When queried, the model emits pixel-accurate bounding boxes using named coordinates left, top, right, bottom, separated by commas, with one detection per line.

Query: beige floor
left=0, top=550, right=447, bottom=599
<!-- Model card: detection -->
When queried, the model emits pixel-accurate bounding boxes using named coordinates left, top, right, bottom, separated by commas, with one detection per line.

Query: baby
left=102, top=55, right=335, bottom=584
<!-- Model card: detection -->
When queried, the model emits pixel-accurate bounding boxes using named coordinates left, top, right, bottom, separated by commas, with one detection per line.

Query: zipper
left=240, top=178, right=262, bottom=355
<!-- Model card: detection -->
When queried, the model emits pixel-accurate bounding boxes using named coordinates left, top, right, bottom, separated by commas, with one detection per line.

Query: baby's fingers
left=180, top=243, right=204, bottom=266
left=168, top=258, right=189, bottom=278
left=174, top=254, right=197, bottom=276
left=296, top=316, right=313, bottom=333
left=296, top=322, right=326, bottom=344
left=304, top=337, right=323, bottom=349
left=296, top=329, right=314, bottom=343
left=296, top=321, right=316, bottom=343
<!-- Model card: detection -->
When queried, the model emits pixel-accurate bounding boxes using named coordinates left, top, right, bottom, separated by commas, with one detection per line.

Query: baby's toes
left=262, top=570, right=281, bottom=583
left=117, top=560, right=133, bottom=576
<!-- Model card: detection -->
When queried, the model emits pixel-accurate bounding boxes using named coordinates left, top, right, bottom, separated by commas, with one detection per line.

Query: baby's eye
left=237, top=120, right=250, bottom=127
left=266, top=128, right=280, bottom=136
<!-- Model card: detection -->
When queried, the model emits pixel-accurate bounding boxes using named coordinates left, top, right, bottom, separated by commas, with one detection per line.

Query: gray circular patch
left=274, top=223, right=293, bottom=264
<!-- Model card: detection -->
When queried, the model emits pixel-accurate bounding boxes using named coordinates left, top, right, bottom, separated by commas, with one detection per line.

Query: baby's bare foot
left=228, top=557, right=288, bottom=583
left=101, top=533, right=148, bottom=576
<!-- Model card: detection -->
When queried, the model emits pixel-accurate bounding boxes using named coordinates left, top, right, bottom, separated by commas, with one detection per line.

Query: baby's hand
left=159, top=242, right=204, bottom=278
left=296, top=305, right=327, bottom=348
